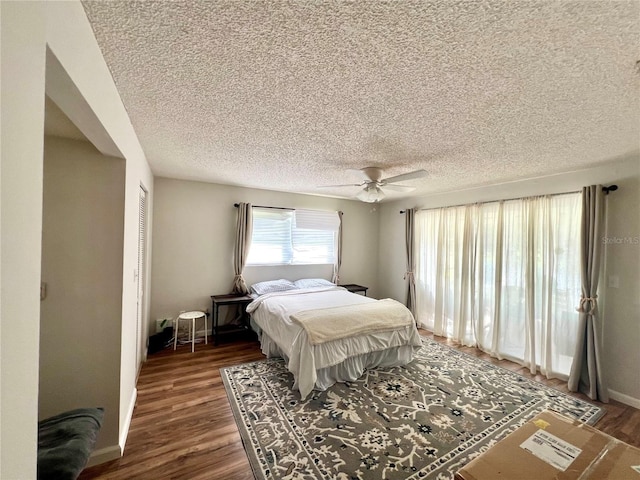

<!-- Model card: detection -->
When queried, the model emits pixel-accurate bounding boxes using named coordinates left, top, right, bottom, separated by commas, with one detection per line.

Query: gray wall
left=378, top=155, right=640, bottom=406
left=602, top=170, right=640, bottom=406
left=40, top=136, right=125, bottom=450
left=150, top=178, right=380, bottom=329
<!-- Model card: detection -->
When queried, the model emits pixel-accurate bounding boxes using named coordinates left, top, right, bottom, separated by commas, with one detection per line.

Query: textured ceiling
left=81, top=0, right=639, bottom=201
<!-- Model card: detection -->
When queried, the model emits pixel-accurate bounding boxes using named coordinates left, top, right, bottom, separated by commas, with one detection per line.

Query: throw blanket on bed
left=291, top=298, right=414, bottom=345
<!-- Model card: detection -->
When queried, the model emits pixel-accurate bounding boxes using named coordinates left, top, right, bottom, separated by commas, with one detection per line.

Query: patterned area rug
left=221, top=338, right=603, bottom=480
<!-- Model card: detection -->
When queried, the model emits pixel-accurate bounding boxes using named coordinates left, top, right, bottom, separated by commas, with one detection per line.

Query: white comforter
left=247, top=286, right=422, bottom=399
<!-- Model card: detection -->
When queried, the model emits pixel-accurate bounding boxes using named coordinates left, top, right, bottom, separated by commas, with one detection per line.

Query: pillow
left=250, top=279, right=297, bottom=296
left=293, top=278, right=335, bottom=289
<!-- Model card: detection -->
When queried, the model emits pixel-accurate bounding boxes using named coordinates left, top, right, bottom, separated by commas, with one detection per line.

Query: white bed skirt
left=259, top=331, right=418, bottom=394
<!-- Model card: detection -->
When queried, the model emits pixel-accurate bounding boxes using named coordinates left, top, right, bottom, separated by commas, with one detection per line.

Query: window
left=246, top=208, right=339, bottom=266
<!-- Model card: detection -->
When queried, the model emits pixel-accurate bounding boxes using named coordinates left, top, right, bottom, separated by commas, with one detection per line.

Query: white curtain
left=415, top=193, right=581, bottom=379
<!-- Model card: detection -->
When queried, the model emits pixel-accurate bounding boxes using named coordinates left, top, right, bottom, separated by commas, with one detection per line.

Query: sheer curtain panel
left=415, top=193, right=581, bottom=379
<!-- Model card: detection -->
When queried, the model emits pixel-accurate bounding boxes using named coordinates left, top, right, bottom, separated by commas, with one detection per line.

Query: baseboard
left=86, top=445, right=121, bottom=467
left=85, top=389, right=137, bottom=467
left=609, top=389, right=640, bottom=409
left=119, top=387, right=137, bottom=452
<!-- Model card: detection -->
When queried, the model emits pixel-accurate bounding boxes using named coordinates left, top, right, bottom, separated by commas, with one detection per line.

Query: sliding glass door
left=415, top=193, right=581, bottom=379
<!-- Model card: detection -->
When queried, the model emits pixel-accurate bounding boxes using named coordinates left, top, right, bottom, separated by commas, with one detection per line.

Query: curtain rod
left=234, top=203, right=344, bottom=214
left=234, top=203, right=294, bottom=211
left=399, top=185, right=618, bottom=213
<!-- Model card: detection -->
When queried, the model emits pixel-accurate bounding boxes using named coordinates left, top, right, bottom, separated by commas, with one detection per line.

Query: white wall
left=0, top=2, right=155, bottom=475
left=150, top=178, right=380, bottom=329
left=378, top=155, right=640, bottom=405
left=0, top=2, right=46, bottom=477
left=45, top=1, right=155, bottom=457
left=40, top=136, right=125, bottom=451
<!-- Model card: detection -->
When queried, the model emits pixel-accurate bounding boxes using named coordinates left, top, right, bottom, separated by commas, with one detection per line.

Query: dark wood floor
left=79, top=332, right=640, bottom=479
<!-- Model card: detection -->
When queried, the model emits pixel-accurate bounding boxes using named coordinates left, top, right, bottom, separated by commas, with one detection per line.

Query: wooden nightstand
left=210, top=294, right=253, bottom=345
left=339, top=284, right=369, bottom=296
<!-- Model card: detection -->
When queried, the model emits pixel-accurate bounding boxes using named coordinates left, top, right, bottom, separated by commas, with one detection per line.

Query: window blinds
left=247, top=208, right=338, bottom=265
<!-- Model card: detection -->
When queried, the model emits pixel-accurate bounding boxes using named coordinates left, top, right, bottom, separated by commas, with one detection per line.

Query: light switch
left=608, top=275, right=619, bottom=289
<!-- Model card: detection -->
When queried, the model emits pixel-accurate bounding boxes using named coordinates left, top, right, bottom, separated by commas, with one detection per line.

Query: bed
left=246, top=279, right=422, bottom=399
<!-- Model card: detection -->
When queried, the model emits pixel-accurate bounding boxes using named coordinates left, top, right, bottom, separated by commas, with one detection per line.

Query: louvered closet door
left=136, top=185, right=148, bottom=371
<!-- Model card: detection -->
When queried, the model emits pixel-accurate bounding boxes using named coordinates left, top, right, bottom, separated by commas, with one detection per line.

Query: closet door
left=136, top=185, right=148, bottom=371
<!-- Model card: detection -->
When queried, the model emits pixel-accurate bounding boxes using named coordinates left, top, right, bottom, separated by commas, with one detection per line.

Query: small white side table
left=173, top=311, right=207, bottom=353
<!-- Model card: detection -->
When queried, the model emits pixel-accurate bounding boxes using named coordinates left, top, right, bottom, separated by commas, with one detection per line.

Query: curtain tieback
left=576, top=295, right=598, bottom=314
left=404, top=271, right=415, bottom=281
left=233, top=274, right=244, bottom=279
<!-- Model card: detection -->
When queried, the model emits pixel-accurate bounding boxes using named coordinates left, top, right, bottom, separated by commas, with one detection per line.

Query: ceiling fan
left=320, top=167, right=428, bottom=203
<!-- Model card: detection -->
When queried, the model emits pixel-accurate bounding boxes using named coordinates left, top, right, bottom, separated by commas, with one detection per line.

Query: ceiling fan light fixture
left=319, top=166, right=426, bottom=202
left=356, top=184, right=385, bottom=203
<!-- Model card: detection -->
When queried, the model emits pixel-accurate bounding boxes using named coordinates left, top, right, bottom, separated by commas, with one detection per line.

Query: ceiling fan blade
left=382, top=184, right=415, bottom=192
left=382, top=169, right=428, bottom=184
left=317, top=183, right=363, bottom=189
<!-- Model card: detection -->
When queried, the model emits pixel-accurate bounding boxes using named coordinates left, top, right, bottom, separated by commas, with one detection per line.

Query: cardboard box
left=455, top=410, right=640, bottom=480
